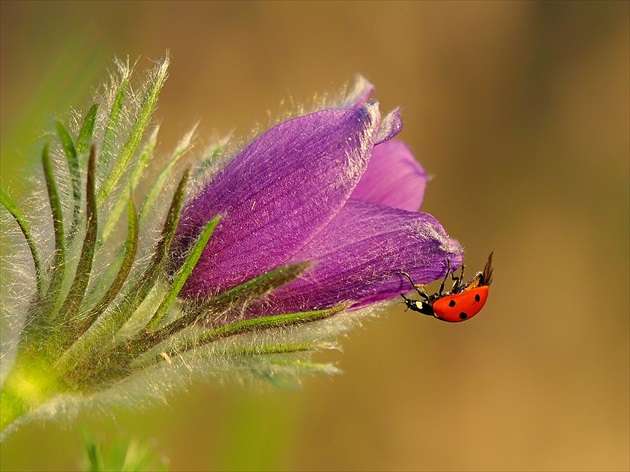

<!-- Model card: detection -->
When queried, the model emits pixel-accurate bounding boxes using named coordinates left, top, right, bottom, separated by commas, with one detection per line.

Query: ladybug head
left=401, top=294, right=435, bottom=317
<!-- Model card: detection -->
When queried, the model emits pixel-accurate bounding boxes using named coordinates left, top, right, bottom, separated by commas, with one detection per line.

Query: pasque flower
left=0, top=57, right=462, bottom=439
left=171, top=78, right=462, bottom=317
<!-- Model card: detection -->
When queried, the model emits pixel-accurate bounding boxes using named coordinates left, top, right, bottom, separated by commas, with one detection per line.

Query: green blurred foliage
left=1, top=1, right=628, bottom=471
left=81, top=432, right=169, bottom=472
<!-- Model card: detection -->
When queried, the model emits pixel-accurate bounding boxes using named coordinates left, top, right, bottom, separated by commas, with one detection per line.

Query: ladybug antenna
left=481, top=252, right=494, bottom=286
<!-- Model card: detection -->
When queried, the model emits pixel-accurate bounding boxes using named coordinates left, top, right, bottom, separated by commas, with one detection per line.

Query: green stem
left=0, top=383, right=30, bottom=435
left=0, top=355, right=67, bottom=436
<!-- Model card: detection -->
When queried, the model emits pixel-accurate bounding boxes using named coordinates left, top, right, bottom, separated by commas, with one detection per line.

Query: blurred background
left=1, top=1, right=628, bottom=470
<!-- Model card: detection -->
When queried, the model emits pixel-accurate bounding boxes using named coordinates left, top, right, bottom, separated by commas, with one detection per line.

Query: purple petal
left=375, top=108, right=403, bottom=144
left=174, top=103, right=382, bottom=296
left=342, top=75, right=374, bottom=107
left=351, top=140, right=428, bottom=211
left=249, top=198, right=463, bottom=315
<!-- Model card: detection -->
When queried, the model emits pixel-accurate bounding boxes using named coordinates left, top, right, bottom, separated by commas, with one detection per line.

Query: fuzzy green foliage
left=0, top=56, right=360, bottom=440
left=0, top=188, right=44, bottom=296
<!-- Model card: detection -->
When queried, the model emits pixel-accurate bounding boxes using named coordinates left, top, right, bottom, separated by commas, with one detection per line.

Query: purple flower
left=171, top=78, right=463, bottom=315
left=1, top=59, right=469, bottom=439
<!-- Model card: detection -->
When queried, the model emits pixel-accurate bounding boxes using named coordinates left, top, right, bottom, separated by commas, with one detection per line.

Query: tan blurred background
left=1, top=1, right=628, bottom=471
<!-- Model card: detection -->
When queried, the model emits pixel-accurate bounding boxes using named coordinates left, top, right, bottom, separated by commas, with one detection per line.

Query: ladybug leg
left=438, top=260, right=452, bottom=296
left=399, top=271, right=430, bottom=300
left=451, top=263, right=465, bottom=291
left=415, top=284, right=430, bottom=300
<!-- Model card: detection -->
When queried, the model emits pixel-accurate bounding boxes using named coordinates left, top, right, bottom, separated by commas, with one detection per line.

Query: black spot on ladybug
left=475, top=294, right=481, bottom=302
left=459, top=312, right=468, bottom=320
left=449, top=300, right=456, bottom=307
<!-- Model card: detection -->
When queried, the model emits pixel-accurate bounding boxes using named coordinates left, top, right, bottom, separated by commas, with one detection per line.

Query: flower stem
left=0, top=354, right=67, bottom=436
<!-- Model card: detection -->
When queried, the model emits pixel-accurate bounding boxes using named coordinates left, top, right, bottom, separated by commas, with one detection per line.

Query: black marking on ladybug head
left=401, top=294, right=435, bottom=317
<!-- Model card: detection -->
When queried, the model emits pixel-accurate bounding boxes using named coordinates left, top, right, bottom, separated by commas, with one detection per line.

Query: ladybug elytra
left=400, top=252, right=494, bottom=323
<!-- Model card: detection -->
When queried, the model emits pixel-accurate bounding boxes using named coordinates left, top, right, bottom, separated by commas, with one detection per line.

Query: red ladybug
left=401, top=252, right=493, bottom=322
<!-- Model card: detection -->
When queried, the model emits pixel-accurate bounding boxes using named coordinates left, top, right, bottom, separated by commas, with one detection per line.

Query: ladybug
left=400, top=252, right=493, bottom=322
